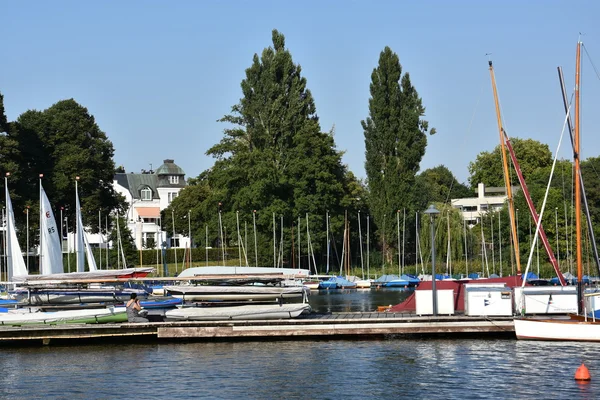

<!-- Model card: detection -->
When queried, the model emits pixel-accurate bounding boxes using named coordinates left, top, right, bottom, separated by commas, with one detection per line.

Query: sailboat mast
left=39, top=174, right=42, bottom=272
left=489, top=60, right=522, bottom=275
left=558, top=66, right=600, bottom=276
left=5, top=174, right=11, bottom=282
left=574, top=41, right=583, bottom=289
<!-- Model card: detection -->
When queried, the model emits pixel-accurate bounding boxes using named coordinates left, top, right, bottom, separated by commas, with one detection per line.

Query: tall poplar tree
left=182, top=30, right=351, bottom=268
left=362, top=47, right=434, bottom=263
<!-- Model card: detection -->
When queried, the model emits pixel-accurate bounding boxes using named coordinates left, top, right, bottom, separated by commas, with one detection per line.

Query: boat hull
left=165, top=303, right=311, bottom=321
left=164, top=286, right=308, bottom=302
left=514, top=318, right=600, bottom=342
left=0, top=307, right=127, bottom=326
left=12, top=289, right=148, bottom=305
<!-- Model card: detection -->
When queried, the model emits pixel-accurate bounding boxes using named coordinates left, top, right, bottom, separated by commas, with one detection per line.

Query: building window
left=168, top=192, right=177, bottom=204
left=141, top=187, right=152, bottom=201
left=169, top=175, right=179, bottom=184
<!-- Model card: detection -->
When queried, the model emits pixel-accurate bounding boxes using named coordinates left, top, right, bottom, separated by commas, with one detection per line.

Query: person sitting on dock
left=126, top=293, right=148, bottom=323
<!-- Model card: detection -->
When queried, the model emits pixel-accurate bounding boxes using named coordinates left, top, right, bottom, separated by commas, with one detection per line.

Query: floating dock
left=0, top=313, right=515, bottom=346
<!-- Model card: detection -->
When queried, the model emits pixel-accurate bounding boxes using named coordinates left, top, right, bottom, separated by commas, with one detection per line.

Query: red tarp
left=388, top=276, right=526, bottom=312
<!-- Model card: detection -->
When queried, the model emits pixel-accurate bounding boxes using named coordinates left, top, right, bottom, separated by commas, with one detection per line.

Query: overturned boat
left=0, top=306, right=127, bottom=326
left=164, top=285, right=309, bottom=302
left=165, top=303, right=311, bottom=321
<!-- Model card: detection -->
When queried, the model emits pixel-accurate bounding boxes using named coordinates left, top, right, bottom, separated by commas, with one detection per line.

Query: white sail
left=40, top=185, right=64, bottom=275
left=75, top=182, right=85, bottom=272
left=84, top=231, right=98, bottom=271
left=5, top=182, right=28, bottom=279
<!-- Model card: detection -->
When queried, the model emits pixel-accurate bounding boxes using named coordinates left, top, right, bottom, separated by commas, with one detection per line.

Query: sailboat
left=11, top=178, right=152, bottom=305
left=514, top=39, right=600, bottom=341
left=4, top=174, right=28, bottom=281
left=39, top=178, right=65, bottom=275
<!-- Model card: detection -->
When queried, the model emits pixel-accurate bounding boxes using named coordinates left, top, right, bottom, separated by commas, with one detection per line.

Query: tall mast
left=558, top=66, right=600, bottom=276
left=488, top=60, right=522, bottom=275
left=574, top=40, right=583, bottom=311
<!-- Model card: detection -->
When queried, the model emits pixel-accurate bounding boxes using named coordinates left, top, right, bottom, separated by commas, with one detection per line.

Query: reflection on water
left=309, top=287, right=412, bottom=313
left=1, top=290, right=600, bottom=399
left=1, top=340, right=599, bottom=399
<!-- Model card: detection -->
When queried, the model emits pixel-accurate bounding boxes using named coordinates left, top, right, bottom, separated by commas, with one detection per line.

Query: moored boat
left=165, top=303, right=311, bottom=321
left=0, top=306, right=127, bottom=326
left=11, top=287, right=148, bottom=305
left=164, top=285, right=309, bottom=301
left=514, top=318, right=600, bottom=342
left=355, top=279, right=372, bottom=289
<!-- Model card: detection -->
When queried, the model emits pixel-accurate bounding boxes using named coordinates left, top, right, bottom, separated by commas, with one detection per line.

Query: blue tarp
left=374, top=274, right=400, bottom=283
left=550, top=275, right=590, bottom=285
left=524, top=272, right=539, bottom=281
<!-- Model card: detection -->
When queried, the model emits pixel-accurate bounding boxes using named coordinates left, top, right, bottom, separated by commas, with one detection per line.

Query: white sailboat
left=5, top=175, right=28, bottom=280
left=13, top=177, right=153, bottom=287
left=75, top=177, right=97, bottom=272
left=39, top=180, right=64, bottom=275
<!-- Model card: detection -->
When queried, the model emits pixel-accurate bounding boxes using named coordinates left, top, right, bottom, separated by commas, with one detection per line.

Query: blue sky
left=2, top=1, right=599, bottom=185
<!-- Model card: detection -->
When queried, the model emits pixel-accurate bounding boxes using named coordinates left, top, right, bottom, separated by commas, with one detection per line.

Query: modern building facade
left=451, top=183, right=520, bottom=225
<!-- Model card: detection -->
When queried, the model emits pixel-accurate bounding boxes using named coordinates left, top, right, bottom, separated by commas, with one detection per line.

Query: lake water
left=1, top=289, right=599, bottom=399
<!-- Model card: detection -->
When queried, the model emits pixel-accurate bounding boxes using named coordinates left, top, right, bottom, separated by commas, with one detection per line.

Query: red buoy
left=575, top=363, right=591, bottom=381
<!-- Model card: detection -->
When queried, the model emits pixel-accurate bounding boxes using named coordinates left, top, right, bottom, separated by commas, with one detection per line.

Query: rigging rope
left=521, top=101, right=571, bottom=288
left=582, top=44, right=600, bottom=82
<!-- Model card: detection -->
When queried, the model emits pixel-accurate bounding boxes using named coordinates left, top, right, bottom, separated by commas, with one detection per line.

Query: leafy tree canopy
left=415, top=165, right=473, bottom=207
left=10, top=99, right=123, bottom=236
left=468, top=138, right=552, bottom=188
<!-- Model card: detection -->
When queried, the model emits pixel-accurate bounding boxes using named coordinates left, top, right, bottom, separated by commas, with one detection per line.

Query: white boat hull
left=355, top=280, right=372, bottom=289
left=514, top=318, right=600, bottom=342
left=0, top=307, right=127, bottom=326
left=11, top=289, right=148, bottom=305
left=165, top=303, right=311, bottom=321
left=303, top=281, right=320, bottom=290
left=165, top=286, right=308, bottom=301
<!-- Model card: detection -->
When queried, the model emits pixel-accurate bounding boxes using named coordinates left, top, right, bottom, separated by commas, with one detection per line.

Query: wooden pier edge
left=0, top=314, right=516, bottom=345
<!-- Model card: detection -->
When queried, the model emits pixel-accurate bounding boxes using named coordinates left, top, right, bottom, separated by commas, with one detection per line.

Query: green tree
left=415, top=165, right=473, bottom=207
left=362, top=46, right=435, bottom=264
left=468, top=138, right=552, bottom=188
left=0, top=91, right=7, bottom=132
left=0, top=91, right=23, bottom=192
left=12, top=99, right=123, bottom=237
left=171, top=30, right=351, bottom=270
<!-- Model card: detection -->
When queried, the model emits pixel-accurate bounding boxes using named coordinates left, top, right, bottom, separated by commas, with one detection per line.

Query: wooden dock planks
left=0, top=313, right=515, bottom=345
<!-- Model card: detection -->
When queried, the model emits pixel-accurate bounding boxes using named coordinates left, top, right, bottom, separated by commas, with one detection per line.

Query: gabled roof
left=114, top=173, right=159, bottom=200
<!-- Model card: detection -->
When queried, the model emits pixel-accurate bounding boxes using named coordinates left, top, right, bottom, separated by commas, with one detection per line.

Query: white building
left=112, top=159, right=188, bottom=250
left=451, top=183, right=520, bottom=225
